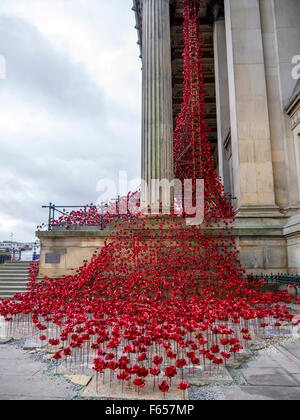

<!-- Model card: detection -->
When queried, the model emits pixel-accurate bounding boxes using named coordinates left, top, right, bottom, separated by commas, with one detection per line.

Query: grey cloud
left=0, top=14, right=106, bottom=119
left=0, top=1, right=141, bottom=242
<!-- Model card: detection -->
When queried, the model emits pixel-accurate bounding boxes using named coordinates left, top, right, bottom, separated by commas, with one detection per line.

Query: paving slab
left=222, top=386, right=300, bottom=400
left=0, top=394, right=68, bottom=401
left=242, top=367, right=299, bottom=387
left=64, top=375, right=92, bottom=387
left=243, top=355, right=279, bottom=369
left=185, top=367, right=233, bottom=385
left=219, top=339, right=300, bottom=400
left=239, top=386, right=300, bottom=400
left=280, top=342, right=300, bottom=360
left=0, top=375, right=73, bottom=399
left=0, top=343, right=79, bottom=400
left=0, top=344, right=19, bottom=353
left=23, top=339, right=42, bottom=350
left=221, top=386, right=270, bottom=400
left=292, top=374, right=300, bottom=385
left=269, top=351, right=300, bottom=374
left=0, top=359, right=43, bottom=376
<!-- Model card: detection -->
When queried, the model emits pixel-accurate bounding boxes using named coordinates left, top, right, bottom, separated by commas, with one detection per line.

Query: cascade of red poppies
left=0, top=0, right=299, bottom=398
left=174, top=0, right=224, bottom=196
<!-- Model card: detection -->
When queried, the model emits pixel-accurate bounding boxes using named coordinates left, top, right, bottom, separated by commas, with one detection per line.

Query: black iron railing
left=42, top=203, right=105, bottom=231
left=42, top=195, right=236, bottom=231
left=247, top=273, right=300, bottom=296
left=42, top=196, right=135, bottom=231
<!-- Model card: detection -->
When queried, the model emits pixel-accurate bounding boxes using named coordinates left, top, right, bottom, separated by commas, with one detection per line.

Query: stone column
left=224, top=0, right=279, bottom=216
left=260, top=0, right=300, bottom=211
left=213, top=19, right=231, bottom=194
left=141, top=0, right=174, bottom=212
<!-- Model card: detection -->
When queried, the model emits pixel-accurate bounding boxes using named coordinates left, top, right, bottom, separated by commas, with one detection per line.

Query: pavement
left=0, top=338, right=299, bottom=400
left=0, top=311, right=300, bottom=400
left=0, top=340, right=81, bottom=400
left=220, top=340, right=300, bottom=400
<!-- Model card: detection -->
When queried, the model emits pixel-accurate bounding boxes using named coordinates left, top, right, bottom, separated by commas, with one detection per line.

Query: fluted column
left=141, top=0, right=174, bottom=212
left=224, top=0, right=279, bottom=216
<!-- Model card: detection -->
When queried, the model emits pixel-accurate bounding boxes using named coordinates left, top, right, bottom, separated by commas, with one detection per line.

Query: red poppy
left=178, top=382, right=190, bottom=391
left=165, top=366, right=177, bottom=379
left=158, top=381, right=169, bottom=393
left=133, top=378, right=145, bottom=388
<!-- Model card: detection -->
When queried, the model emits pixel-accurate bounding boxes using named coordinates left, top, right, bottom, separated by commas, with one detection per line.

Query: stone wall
left=36, top=231, right=110, bottom=279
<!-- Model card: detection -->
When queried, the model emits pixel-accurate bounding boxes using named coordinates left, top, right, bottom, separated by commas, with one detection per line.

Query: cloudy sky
left=0, top=0, right=141, bottom=242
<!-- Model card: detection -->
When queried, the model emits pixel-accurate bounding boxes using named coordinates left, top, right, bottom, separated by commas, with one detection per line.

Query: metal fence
left=42, top=195, right=236, bottom=231
left=42, top=200, right=123, bottom=231
left=247, top=273, right=300, bottom=296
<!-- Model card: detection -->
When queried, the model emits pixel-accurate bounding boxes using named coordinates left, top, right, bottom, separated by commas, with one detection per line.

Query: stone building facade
left=36, top=0, right=300, bottom=279
left=133, top=0, right=300, bottom=274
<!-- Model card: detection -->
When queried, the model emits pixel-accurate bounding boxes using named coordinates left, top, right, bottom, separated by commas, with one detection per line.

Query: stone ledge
left=37, top=230, right=111, bottom=238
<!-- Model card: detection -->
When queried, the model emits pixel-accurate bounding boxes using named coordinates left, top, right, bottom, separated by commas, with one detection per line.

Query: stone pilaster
left=224, top=0, right=279, bottom=217
left=141, top=0, right=174, bottom=211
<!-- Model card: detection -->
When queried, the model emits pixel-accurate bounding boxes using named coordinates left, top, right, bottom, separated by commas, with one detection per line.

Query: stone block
left=23, top=340, right=41, bottom=350
left=240, top=163, right=257, bottom=193
left=232, top=29, right=264, bottom=65
left=64, top=375, right=92, bottom=387
left=274, top=0, right=300, bottom=29
left=265, top=247, right=287, bottom=268
left=238, top=246, right=264, bottom=268
left=239, top=141, right=255, bottom=163
left=287, top=237, right=300, bottom=269
left=229, top=0, right=262, bottom=30
left=256, top=162, right=274, bottom=193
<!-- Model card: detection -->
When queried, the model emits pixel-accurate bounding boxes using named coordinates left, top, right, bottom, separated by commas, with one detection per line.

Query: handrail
left=41, top=195, right=236, bottom=231
left=247, top=273, right=300, bottom=296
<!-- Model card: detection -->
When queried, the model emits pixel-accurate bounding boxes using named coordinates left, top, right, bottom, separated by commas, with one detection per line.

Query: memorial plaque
left=45, top=253, right=61, bottom=264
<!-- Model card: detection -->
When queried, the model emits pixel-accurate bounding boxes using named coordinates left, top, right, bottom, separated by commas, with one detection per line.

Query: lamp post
left=33, top=241, right=38, bottom=261
left=10, top=232, right=14, bottom=261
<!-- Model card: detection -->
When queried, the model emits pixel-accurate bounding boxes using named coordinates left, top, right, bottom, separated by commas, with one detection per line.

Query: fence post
left=48, top=203, right=52, bottom=231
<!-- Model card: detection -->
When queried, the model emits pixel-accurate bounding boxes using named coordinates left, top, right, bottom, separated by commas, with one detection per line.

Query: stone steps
left=0, top=262, right=30, bottom=299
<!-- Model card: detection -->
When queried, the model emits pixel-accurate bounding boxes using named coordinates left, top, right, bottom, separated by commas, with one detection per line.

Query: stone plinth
left=233, top=214, right=300, bottom=275
left=36, top=230, right=111, bottom=279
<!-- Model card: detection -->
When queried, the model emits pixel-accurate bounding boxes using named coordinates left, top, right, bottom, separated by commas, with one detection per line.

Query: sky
left=0, top=0, right=142, bottom=242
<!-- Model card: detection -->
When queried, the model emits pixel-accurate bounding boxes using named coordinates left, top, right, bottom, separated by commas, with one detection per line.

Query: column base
left=235, top=204, right=283, bottom=218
